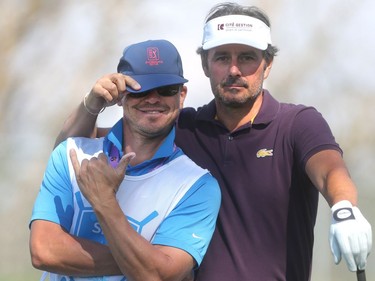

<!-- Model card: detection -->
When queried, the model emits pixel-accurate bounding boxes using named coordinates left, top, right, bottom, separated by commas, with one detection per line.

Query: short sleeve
left=30, top=141, right=74, bottom=231
left=291, top=107, right=342, bottom=168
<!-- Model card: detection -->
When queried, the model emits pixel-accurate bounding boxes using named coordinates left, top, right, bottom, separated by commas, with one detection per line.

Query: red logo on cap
left=146, top=47, right=163, bottom=66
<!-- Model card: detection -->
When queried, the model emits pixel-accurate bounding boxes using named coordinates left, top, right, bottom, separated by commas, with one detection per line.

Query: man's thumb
left=116, top=152, right=136, bottom=174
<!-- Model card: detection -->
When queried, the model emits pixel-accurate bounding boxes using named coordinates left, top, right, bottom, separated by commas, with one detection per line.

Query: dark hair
left=197, top=2, right=279, bottom=66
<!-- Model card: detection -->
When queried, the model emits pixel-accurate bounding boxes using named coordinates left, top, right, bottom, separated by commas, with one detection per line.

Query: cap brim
left=124, top=74, right=188, bottom=93
left=202, top=37, right=268, bottom=51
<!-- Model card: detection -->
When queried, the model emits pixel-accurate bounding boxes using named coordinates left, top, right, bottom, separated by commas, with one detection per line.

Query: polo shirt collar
left=253, top=90, right=280, bottom=125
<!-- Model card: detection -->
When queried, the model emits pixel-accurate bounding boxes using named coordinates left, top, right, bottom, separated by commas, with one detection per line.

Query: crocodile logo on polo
left=256, top=148, right=273, bottom=158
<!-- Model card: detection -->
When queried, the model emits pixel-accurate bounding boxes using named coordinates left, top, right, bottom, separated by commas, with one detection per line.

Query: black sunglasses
left=127, top=84, right=181, bottom=99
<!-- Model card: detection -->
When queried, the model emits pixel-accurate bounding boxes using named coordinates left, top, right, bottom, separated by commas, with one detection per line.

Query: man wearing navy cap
left=29, top=39, right=221, bottom=281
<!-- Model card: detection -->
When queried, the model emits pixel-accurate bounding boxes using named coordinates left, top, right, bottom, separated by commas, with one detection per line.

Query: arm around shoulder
left=54, top=101, right=98, bottom=148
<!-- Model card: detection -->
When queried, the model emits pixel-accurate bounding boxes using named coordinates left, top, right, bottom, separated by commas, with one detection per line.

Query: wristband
left=83, top=92, right=106, bottom=115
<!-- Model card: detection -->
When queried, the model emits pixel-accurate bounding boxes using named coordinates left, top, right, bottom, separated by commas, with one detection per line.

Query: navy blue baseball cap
left=117, top=40, right=188, bottom=93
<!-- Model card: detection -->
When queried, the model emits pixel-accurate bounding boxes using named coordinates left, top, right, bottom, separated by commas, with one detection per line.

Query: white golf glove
left=329, top=200, right=372, bottom=271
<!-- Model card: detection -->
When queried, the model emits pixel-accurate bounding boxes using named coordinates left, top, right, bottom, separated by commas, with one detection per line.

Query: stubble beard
left=124, top=110, right=177, bottom=140
left=214, top=81, right=263, bottom=108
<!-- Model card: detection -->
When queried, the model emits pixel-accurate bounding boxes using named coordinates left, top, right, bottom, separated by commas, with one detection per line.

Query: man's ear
left=201, top=54, right=210, bottom=77
left=263, top=59, right=273, bottom=80
left=179, top=86, right=187, bottom=108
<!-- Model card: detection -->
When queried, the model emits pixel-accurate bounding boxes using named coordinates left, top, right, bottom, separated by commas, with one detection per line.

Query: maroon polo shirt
left=175, top=90, right=342, bottom=281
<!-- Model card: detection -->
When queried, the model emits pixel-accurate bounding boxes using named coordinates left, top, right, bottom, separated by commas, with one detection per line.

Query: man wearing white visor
left=55, top=3, right=372, bottom=281
left=190, top=3, right=372, bottom=281
left=201, top=14, right=272, bottom=51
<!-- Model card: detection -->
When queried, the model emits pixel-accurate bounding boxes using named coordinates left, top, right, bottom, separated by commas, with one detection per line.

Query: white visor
left=202, top=15, right=272, bottom=50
